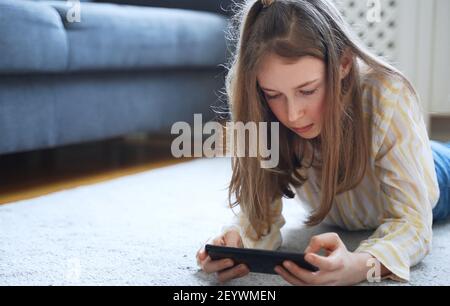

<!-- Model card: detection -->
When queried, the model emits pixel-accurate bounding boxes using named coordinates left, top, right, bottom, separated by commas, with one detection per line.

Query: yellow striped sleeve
left=355, top=78, right=439, bottom=282
left=221, top=197, right=285, bottom=250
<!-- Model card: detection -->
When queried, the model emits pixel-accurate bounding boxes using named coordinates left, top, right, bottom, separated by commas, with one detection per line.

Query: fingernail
left=227, top=260, right=234, bottom=266
left=284, top=261, right=291, bottom=268
left=239, top=265, right=248, bottom=275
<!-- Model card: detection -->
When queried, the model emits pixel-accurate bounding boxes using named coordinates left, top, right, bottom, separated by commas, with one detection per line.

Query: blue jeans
left=431, top=140, right=450, bottom=221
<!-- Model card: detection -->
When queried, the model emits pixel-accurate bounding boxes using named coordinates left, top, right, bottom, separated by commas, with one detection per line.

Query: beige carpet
left=0, top=158, right=449, bottom=285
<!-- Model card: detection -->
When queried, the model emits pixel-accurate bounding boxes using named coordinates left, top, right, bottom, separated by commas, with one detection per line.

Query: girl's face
left=257, top=54, right=326, bottom=139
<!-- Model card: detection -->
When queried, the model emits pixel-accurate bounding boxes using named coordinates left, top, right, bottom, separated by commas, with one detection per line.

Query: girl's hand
left=275, top=232, right=373, bottom=286
left=196, top=230, right=250, bottom=283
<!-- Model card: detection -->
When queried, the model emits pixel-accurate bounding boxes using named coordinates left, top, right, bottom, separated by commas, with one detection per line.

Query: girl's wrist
left=351, top=252, right=391, bottom=283
left=349, top=252, right=373, bottom=283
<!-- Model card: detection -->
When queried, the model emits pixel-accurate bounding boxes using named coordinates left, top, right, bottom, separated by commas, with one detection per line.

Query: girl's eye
left=265, top=94, right=281, bottom=100
left=264, top=88, right=317, bottom=100
left=300, top=89, right=318, bottom=96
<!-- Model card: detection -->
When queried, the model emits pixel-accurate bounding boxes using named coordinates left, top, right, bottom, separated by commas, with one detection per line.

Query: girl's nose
left=287, top=98, right=306, bottom=123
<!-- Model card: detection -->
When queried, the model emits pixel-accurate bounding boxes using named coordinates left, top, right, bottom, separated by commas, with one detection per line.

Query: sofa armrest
left=94, top=0, right=238, bottom=16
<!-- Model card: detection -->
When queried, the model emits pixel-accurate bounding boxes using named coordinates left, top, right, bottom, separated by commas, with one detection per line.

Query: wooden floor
left=430, top=116, right=450, bottom=142
left=0, top=134, right=191, bottom=205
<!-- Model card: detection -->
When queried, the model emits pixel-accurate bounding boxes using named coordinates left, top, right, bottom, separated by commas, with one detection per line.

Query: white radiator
left=334, top=0, right=450, bottom=125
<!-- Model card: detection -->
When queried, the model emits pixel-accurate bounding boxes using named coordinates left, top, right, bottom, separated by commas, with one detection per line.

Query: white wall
left=430, top=0, right=450, bottom=116
left=336, top=0, right=450, bottom=130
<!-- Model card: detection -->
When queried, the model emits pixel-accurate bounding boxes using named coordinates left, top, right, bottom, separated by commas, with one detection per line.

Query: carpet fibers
left=0, top=158, right=449, bottom=286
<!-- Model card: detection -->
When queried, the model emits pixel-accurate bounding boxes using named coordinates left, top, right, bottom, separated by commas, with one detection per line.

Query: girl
left=196, top=0, right=450, bottom=285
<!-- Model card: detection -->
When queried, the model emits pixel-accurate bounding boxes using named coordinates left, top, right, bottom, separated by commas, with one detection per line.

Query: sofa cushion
left=48, top=1, right=229, bottom=72
left=0, top=0, right=69, bottom=73
left=32, top=0, right=93, bottom=1
left=0, top=0, right=229, bottom=73
left=95, top=0, right=237, bottom=16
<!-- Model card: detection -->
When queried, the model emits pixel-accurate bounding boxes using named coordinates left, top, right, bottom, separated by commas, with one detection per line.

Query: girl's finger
left=223, top=230, right=243, bottom=247
left=216, top=264, right=249, bottom=283
left=282, top=261, right=322, bottom=285
left=196, top=236, right=214, bottom=265
left=197, top=248, right=207, bottom=262
left=212, top=236, right=225, bottom=246
left=197, top=234, right=228, bottom=269
left=202, top=257, right=234, bottom=274
left=274, top=265, right=306, bottom=286
left=283, top=261, right=338, bottom=285
left=305, top=253, right=343, bottom=272
left=304, top=232, right=342, bottom=254
left=196, top=250, right=206, bottom=267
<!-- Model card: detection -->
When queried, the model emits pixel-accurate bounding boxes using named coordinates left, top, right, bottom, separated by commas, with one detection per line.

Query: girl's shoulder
left=359, top=69, right=423, bottom=155
left=360, top=70, right=406, bottom=103
left=359, top=70, right=414, bottom=120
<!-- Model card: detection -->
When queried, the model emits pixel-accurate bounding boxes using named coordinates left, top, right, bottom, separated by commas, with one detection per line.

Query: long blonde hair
left=224, top=0, right=417, bottom=239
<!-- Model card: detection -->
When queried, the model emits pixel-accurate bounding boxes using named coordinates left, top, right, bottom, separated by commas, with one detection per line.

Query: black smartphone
left=205, top=244, right=319, bottom=275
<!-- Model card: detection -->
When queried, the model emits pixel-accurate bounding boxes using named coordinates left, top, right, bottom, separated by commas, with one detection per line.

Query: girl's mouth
left=293, top=124, right=314, bottom=133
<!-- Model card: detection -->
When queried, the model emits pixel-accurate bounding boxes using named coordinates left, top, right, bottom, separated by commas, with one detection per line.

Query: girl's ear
left=339, top=48, right=353, bottom=80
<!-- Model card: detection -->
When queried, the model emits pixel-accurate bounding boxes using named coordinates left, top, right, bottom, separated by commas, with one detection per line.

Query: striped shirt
left=222, top=73, right=440, bottom=282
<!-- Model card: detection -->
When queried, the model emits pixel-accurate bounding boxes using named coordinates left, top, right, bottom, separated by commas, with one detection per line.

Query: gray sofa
left=0, top=0, right=233, bottom=155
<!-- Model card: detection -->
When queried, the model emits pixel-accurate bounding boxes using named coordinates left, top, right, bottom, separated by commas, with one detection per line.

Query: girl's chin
left=293, top=127, right=320, bottom=139
left=300, top=134, right=320, bottom=140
